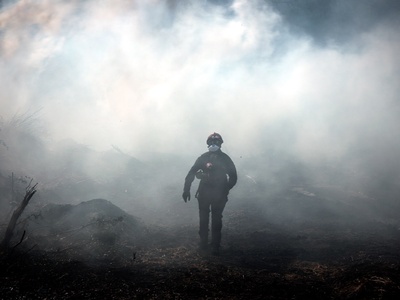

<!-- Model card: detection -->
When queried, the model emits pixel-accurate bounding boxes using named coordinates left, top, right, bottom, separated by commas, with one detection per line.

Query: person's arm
left=225, top=155, right=237, bottom=190
left=182, top=156, right=202, bottom=202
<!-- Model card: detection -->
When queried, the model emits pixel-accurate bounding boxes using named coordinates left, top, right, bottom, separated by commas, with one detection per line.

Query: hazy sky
left=1, top=0, right=400, bottom=169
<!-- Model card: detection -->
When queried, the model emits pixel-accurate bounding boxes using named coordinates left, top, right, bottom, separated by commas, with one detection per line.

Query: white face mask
left=208, top=144, right=220, bottom=152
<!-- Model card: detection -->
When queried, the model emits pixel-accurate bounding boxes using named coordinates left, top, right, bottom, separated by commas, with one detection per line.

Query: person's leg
left=210, top=196, right=227, bottom=254
left=198, top=196, right=211, bottom=249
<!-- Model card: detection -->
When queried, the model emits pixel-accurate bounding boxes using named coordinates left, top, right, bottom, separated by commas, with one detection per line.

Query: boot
left=199, top=238, right=208, bottom=250
left=211, top=245, right=220, bottom=256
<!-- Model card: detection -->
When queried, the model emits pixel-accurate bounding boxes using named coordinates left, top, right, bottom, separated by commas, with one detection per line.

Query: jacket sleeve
left=225, top=154, right=237, bottom=190
left=183, top=156, right=202, bottom=193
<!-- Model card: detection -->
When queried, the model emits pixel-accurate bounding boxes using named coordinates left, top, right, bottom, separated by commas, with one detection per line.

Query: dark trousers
left=197, top=187, right=227, bottom=248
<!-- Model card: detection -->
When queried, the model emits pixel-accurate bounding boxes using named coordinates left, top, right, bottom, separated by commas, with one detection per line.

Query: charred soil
left=1, top=193, right=400, bottom=299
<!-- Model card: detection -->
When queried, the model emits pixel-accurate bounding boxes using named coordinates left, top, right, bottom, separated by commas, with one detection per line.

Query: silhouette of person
left=182, top=133, right=237, bottom=255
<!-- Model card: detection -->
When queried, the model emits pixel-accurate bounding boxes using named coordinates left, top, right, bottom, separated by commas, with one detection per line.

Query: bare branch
left=11, top=230, right=26, bottom=250
left=1, top=181, right=37, bottom=249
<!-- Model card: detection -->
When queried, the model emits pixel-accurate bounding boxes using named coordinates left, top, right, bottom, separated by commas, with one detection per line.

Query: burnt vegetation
left=1, top=116, right=400, bottom=299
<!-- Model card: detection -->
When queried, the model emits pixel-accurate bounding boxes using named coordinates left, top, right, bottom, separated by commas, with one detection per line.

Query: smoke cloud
left=1, top=0, right=400, bottom=207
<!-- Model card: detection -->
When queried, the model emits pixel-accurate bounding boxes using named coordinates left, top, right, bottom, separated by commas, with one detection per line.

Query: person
left=182, top=132, right=237, bottom=255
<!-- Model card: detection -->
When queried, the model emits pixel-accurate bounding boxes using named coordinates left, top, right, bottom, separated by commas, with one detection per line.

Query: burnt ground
left=1, top=187, right=400, bottom=300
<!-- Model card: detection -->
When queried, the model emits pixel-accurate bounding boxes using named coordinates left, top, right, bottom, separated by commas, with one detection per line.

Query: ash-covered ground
left=1, top=180, right=400, bottom=299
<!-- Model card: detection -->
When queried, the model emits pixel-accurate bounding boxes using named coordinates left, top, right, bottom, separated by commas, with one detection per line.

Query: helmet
left=206, top=132, right=224, bottom=146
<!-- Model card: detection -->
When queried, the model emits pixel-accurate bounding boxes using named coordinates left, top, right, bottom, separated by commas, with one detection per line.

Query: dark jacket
left=184, top=150, right=237, bottom=195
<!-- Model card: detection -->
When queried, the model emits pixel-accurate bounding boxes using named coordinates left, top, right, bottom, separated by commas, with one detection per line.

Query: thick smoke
left=1, top=0, right=400, bottom=220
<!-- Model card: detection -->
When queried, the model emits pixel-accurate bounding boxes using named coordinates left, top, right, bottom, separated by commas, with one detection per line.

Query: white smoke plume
left=1, top=0, right=400, bottom=185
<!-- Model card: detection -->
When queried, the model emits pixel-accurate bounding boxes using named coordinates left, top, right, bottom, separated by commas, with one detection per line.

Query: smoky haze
left=1, top=0, right=400, bottom=225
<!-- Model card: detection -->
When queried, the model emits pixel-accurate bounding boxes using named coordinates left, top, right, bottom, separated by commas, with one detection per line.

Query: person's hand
left=182, top=191, right=191, bottom=203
